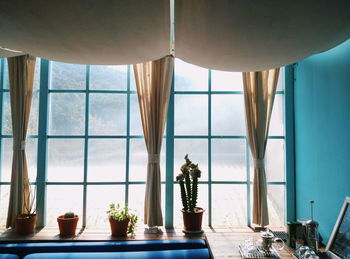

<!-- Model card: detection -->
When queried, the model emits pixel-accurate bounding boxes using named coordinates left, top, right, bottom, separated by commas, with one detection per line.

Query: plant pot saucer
left=182, top=229, right=204, bottom=235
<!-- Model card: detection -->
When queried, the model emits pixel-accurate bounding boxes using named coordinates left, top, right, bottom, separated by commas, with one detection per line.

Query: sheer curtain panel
left=243, top=68, right=280, bottom=227
left=133, top=55, right=174, bottom=227
left=6, top=55, right=36, bottom=228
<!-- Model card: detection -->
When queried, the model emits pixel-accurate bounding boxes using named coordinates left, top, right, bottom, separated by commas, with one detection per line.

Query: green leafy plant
left=176, top=154, right=202, bottom=212
left=63, top=212, right=75, bottom=218
left=107, top=203, right=138, bottom=236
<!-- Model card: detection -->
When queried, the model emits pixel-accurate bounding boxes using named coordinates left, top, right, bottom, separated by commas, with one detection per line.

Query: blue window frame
left=0, top=57, right=290, bottom=229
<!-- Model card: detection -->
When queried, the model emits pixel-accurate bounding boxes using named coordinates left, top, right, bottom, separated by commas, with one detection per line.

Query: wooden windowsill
left=0, top=226, right=294, bottom=259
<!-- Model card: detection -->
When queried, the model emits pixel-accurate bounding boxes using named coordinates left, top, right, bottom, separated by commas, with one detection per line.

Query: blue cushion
left=0, top=239, right=207, bottom=257
left=0, top=255, right=19, bottom=259
left=23, top=249, right=210, bottom=259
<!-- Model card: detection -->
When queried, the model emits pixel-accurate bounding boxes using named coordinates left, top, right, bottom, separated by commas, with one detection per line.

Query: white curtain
left=133, top=56, right=174, bottom=227
left=242, top=68, right=280, bottom=227
left=6, top=55, right=36, bottom=228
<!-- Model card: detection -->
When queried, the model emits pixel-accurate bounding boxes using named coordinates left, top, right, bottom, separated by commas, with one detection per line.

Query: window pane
left=2, top=93, right=39, bottom=136
left=0, top=139, right=36, bottom=182
left=211, top=94, right=246, bottom=136
left=212, top=184, right=247, bottom=226
left=27, top=139, right=38, bottom=181
left=88, top=139, right=126, bottom=182
left=28, top=91, right=39, bottom=136
left=175, top=59, right=208, bottom=91
left=129, top=139, right=165, bottom=182
left=211, top=71, right=243, bottom=91
left=269, top=95, right=284, bottom=136
left=212, top=139, right=246, bottom=181
left=249, top=139, right=285, bottom=182
left=33, top=58, right=41, bottom=91
left=130, top=66, right=136, bottom=91
left=265, top=139, right=285, bottom=182
left=175, top=95, right=208, bottom=135
left=130, top=94, right=143, bottom=136
left=46, top=185, right=83, bottom=227
left=89, top=94, right=126, bottom=135
left=267, top=185, right=285, bottom=227
left=90, top=65, right=127, bottom=90
left=49, top=93, right=85, bottom=135
left=1, top=139, right=11, bottom=182
left=47, top=139, right=84, bottom=182
left=3, top=60, right=9, bottom=89
left=51, top=62, right=86, bottom=90
left=2, top=92, right=12, bottom=135
left=127, top=185, right=145, bottom=226
left=0, top=185, right=10, bottom=228
left=173, top=183, right=208, bottom=227
left=86, top=185, right=125, bottom=226
left=174, top=139, right=208, bottom=181
left=128, top=184, right=165, bottom=227
left=276, top=68, right=284, bottom=91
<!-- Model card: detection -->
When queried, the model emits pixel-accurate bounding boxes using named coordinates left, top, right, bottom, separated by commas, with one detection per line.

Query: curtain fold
left=242, top=68, right=280, bottom=227
left=133, top=55, right=174, bottom=227
left=6, top=55, right=36, bottom=228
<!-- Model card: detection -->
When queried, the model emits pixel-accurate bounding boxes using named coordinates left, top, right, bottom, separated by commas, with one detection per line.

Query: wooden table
left=205, top=227, right=294, bottom=258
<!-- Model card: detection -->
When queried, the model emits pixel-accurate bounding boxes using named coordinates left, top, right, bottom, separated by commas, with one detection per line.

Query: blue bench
left=0, top=255, right=19, bottom=259
left=24, top=249, right=210, bottom=258
left=0, top=240, right=211, bottom=259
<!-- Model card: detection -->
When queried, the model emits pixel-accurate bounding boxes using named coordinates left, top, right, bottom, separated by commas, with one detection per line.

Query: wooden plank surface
left=0, top=227, right=294, bottom=259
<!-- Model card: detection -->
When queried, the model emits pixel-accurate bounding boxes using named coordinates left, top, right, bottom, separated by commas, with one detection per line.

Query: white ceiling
left=1, top=0, right=350, bottom=71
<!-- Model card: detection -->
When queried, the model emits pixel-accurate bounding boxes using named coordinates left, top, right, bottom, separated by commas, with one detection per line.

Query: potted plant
left=176, top=154, right=204, bottom=233
left=15, top=184, right=37, bottom=235
left=107, top=203, right=137, bottom=237
left=57, top=211, right=79, bottom=236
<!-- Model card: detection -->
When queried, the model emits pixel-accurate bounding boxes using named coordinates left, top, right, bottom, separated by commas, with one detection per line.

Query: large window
left=0, top=58, right=286, bottom=229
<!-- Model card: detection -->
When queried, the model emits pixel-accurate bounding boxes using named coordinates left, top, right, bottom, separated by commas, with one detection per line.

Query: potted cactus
left=176, top=154, right=204, bottom=233
left=57, top=211, right=79, bottom=236
left=107, top=203, right=138, bottom=237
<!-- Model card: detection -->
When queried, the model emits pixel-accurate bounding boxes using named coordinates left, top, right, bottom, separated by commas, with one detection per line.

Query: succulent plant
left=176, top=154, right=202, bottom=212
left=63, top=212, right=75, bottom=218
left=107, top=203, right=138, bottom=236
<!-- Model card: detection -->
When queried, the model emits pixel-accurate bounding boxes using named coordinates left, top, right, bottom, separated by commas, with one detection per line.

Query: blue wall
left=294, top=39, right=350, bottom=244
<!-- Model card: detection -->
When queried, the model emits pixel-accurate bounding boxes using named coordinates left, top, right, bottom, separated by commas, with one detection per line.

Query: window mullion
left=36, top=59, right=50, bottom=227
left=82, top=65, right=90, bottom=227
left=208, top=70, right=212, bottom=227
left=125, top=65, right=131, bottom=205
left=246, top=139, right=251, bottom=227
left=165, top=71, right=175, bottom=228
left=0, top=59, right=5, bottom=182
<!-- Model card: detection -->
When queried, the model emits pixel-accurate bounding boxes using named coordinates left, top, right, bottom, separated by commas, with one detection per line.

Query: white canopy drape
left=175, top=0, right=350, bottom=71
left=0, top=0, right=170, bottom=65
left=1, top=1, right=350, bottom=70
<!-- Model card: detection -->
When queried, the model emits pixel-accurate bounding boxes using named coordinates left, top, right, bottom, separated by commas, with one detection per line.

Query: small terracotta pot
left=57, top=215, right=79, bottom=236
left=109, top=218, right=130, bottom=237
left=15, top=214, right=37, bottom=235
left=182, top=207, right=204, bottom=232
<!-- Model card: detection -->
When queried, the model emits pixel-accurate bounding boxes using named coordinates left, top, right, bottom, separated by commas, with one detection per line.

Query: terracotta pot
left=57, top=215, right=79, bottom=236
left=15, top=214, right=37, bottom=235
left=109, top=218, right=130, bottom=237
left=182, top=207, right=204, bottom=232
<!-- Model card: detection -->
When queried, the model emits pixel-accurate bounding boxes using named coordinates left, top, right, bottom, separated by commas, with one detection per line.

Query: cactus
left=176, top=154, right=201, bottom=212
left=63, top=212, right=75, bottom=218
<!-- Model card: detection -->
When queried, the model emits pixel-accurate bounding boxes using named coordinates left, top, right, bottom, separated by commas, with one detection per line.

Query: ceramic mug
left=258, top=230, right=285, bottom=251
